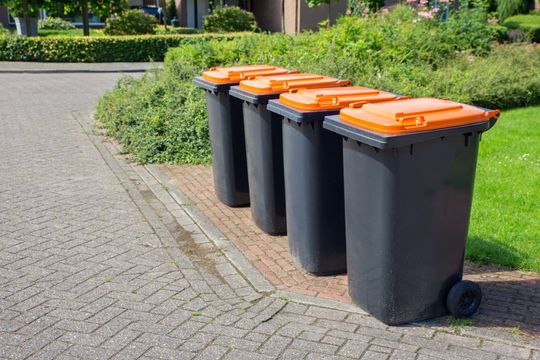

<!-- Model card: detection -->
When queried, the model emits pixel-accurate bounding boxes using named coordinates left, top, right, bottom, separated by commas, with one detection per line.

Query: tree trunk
left=80, top=0, right=90, bottom=36
left=162, top=0, right=168, bottom=28
left=22, top=0, right=30, bottom=36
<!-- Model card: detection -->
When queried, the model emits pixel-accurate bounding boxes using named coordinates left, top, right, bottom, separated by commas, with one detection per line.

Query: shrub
left=0, top=33, right=245, bottom=62
left=38, top=17, right=76, bottom=30
left=503, top=14, right=540, bottom=41
left=0, top=23, right=8, bottom=37
left=104, top=10, right=157, bottom=36
left=96, top=70, right=211, bottom=164
left=96, top=6, right=540, bottom=165
left=154, top=25, right=202, bottom=35
left=203, top=6, right=258, bottom=32
left=497, top=0, right=534, bottom=20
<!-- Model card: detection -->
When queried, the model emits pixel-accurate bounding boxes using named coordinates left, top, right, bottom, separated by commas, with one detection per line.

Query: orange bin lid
left=340, top=97, right=500, bottom=134
left=239, top=73, right=350, bottom=94
left=202, top=65, right=291, bottom=84
left=279, top=86, right=401, bottom=111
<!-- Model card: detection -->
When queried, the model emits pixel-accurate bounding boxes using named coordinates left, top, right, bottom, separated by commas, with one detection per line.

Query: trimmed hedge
left=503, top=14, right=540, bottom=41
left=0, top=33, right=245, bottom=62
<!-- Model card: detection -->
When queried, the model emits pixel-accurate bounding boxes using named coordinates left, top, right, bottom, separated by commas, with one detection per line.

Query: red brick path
left=159, top=164, right=540, bottom=337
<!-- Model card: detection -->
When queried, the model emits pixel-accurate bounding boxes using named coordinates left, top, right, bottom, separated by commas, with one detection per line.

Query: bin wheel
left=446, top=280, right=482, bottom=318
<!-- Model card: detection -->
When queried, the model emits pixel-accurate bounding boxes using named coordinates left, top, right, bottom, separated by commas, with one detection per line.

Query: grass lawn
left=467, top=105, right=540, bottom=272
left=38, top=29, right=105, bottom=37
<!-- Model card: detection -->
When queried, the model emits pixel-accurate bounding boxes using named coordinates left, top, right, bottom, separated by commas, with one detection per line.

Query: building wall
left=251, top=0, right=282, bottom=32
left=251, top=0, right=346, bottom=34
left=0, top=6, right=9, bottom=28
left=297, top=0, right=347, bottom=32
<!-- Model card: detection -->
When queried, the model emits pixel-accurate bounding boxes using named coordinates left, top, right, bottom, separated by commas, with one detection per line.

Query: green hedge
left=503, top=14, right=540, bottom=41
left=0, top=33, right=245, bottom=62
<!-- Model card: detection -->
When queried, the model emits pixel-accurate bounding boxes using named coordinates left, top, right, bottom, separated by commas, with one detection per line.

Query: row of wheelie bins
left=194, top=65, right=500, bottom=325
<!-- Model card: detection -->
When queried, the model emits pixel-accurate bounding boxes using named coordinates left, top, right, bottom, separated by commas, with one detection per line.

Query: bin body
left=323, top=98, right=498, bottom=324
left=193, top=65, right=291, bottom=207
left=204, top=87, right=250, bottom=206
left=243, top=101, right=287, bottom=234
left=229, top=74, right=350, bottom=235
left=267, top=87, right=399, bottom=274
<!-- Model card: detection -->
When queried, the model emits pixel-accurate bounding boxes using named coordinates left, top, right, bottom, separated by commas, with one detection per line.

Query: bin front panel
left=343, top=132, right=481, bottom=324
left=282, top=117, right=346, bottom=275
left=243, top=102, right=287, bottom=235
left=205, top=91, right=250, bottom=206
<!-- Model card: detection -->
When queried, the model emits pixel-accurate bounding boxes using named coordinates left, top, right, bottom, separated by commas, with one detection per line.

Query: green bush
left=104, top=10, right=157, bottom=36
left=203, top=6, right=258, bottom=32
left=96, top=6, right=540, bottom=165
left=503, top=14, right=540, bottom=41
left=0, top=33, right=244, bottom=62
left=497, top=0, right=534, bottom=20
left=38, top=17, right=76, bottom=30
left=96, top=69, right=211, bottom=164
left=0, top=23, right=8, bottom=37
left=154, top=25, right=202, bottom=35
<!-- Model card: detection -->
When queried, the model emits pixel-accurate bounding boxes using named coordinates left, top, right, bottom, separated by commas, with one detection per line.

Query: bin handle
left=349, top=101, right=367, bottom=108
left=316, top=95, right=340, bottom=106
left=397, top=116, right=428, bottom=129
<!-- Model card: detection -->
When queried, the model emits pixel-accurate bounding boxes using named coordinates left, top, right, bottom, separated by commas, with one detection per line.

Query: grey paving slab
left=0, top=72, right=538, bottom=360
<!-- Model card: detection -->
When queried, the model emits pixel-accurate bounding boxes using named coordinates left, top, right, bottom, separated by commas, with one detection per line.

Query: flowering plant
left=406, top=0, right=452, bottom=20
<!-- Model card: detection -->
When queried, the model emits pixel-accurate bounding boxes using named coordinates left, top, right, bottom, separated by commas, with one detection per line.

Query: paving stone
left=389, top=350, right=417, bottom=360
left=479, top=340, right=531, bottom=359
left=361, top=350, right=390, bottom=360
left=193, top=345, right=229, bottom=360
left=338, top=339, right=370, bottom=358
left=290, top=338, right=339, bottom=355
left=223, top=349, right=274, bottom=360
left=305, top=307, right=347, bottom=321
left=145, top=346, right=196, bottom=359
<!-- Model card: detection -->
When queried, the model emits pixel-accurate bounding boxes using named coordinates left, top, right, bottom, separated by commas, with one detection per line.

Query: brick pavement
left=0, top=72, right=538, bottom=360
left=159, top=164, right=540, bottom=339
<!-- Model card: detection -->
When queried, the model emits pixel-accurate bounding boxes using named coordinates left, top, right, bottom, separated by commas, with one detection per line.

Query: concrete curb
left=145, top=164, right=275, bottom=294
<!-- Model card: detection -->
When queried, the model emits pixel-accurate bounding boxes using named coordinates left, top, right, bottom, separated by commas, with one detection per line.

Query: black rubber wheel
left=446, top=280, right=482, bottom=318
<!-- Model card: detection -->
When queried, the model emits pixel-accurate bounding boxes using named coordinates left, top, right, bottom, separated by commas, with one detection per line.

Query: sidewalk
left=158, top=164, right=540, bottom=342
left=0, top=62, right=163, bottom=73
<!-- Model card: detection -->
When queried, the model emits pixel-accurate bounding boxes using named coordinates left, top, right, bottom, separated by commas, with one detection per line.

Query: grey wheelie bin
left=194, top=65, right=291, bottom=207
left=323, top=98, right=499, bottom=324
left=267, top=87, right=401, bottom=275
left=228, top=74, right=349, bottom=235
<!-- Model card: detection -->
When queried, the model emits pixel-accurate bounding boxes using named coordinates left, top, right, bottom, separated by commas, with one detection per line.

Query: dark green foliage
left=497, top=0, right=534, bottom=20
left=104, top=9, right=157, bottom=36
left=165, top=0, right=177, bottom=24
left=38, top=17, right=76, bottom=30
left=0, top=23, right=8, bottom=36
left=96, top=69, right=211, bottom=164
left=503, top=14, right=540, bottom=41
left=203, top=6, right=258, bottom=32
left=154, top=26, right=202, bottom=35
left=0, top=33, right=244, bottom=62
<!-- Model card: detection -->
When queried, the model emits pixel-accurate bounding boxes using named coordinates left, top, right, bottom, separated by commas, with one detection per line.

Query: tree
left=0, top=0, right=46, bottom=36
left=57, top=0, right=127, bottom=36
